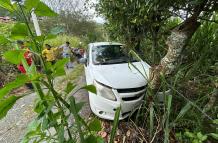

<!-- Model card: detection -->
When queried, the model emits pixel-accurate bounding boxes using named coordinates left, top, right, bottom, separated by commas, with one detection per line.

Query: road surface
left=0, top=71, right=90, bottom=143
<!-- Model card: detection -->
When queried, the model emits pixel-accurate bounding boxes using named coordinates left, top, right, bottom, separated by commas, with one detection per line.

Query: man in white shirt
left=59, top=41, right=74, bottom=68
left=59, top=41, right=71, bottom=57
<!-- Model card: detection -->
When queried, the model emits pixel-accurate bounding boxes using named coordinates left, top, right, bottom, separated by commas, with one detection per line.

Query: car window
left=92, top=45, right=137, bottom=65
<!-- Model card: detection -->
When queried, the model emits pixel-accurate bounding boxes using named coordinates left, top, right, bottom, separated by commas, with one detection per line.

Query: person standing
left=42, top=44, right=57, bottom=65
left=59, top=41, right=74, bottom=68
left=17, top=40, right=33, bottom=89
left=17, top=40, right=32, bottom=74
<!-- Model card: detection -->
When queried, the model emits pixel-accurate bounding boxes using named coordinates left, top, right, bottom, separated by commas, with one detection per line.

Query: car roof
left=89, top=42, right=123, bottom=47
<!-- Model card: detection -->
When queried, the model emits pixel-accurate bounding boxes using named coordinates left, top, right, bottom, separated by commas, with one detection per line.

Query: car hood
left=92, top=62, right=150, bottom=89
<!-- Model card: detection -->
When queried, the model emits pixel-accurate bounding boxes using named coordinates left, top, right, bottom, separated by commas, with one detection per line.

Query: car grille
left=117, top=86, right=146, bottom=93
left=116, top=85, right=147, bottom=101
left=122, top=92, right=145, bottom=101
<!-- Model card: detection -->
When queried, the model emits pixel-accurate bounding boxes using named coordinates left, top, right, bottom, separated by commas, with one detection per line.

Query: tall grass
left=45, top=35, right=81, bottom=48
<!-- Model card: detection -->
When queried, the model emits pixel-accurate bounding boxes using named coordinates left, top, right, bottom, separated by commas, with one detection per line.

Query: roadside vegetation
left=0, top=0, right=217, bottom=143
left=97, top=0, right=218, bottom=142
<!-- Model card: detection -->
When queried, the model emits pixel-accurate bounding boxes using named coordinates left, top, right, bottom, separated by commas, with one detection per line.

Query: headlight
left=94, top=80, right=116, bottom=101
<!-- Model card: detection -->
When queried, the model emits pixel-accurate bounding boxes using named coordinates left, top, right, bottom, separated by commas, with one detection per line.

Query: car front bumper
left=89, top=88, right=145, bottom=120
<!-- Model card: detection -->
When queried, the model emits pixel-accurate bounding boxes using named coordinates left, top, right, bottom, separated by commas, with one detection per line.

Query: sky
left=43, top=0, right=105, bottom=23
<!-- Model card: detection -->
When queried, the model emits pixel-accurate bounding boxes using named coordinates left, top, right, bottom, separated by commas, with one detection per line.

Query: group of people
left=16, top=40, right=85, bottom=89
left=42, top=41, right=85, bottom=67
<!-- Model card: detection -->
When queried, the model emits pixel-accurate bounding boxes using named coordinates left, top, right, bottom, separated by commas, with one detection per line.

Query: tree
left=98, top=1, right=218, bottom=142
left=39, top=0, right=105, bottom=43
left=98, top=0, right=218, bottom=90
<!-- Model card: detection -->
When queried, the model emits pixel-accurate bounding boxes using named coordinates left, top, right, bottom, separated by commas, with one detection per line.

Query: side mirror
left=79, top=58, right=87, bottom=64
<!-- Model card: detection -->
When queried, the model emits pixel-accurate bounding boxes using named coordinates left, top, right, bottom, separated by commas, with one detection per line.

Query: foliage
left=39, top=10, right=106, bottom=44
left=98, top=0, right=218, bottom=143
left=97, top=0, right=218, bottom=64
left=0, top=1, right=123, bottom=142
left=0, top=22, right=18, bottom=87
left=45, top=34, right=81, bottom=48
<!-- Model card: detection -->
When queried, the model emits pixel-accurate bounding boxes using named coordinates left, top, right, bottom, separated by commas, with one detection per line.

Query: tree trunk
left=149, top=13, right=202, bottom=91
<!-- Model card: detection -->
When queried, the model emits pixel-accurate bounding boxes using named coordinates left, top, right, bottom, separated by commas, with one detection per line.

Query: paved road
left=0, top=72, right=90, bottom=143
left=0, top=93, right=36, bottom=143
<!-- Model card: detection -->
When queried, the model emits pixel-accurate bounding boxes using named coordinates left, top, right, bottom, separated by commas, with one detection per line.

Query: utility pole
left=31, top=10, right=42, bottom=36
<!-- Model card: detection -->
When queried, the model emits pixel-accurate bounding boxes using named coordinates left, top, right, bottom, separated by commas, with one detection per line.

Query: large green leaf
left=0, top=0, right=14, bottom=12
left=0, top=95, right=21, bottom=120
left=88, top=118, right=101, bottom=132
left=0, top=74, right=29, bottom=99
left=3, top=50, right=25, bottom=65
left=209, top=133, right=218, bottom=140
left=34, top=1, right=57, bottom=17
left=24, top=0, right=40, bottom=11
left=11, top=23, right=28, bottom=39
left=52, top=58, right=69, bottom=77
left=82, top=85, right=97, bottom=94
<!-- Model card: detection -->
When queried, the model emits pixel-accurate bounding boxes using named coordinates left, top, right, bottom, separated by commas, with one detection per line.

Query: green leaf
left=197, top=132, right=203, bottom=139
left=85, top=135, right=97, bottom=143
left=11, top=23, right=28, bottom=39
left=201, top=135, right=207, bottom=141
left=97, top=137, right=105, bottom=143
left=192, top=139, right=199, bottom=143
left=82, top=85, right=97, bottom=94
left=45, top=34, right=57, bottom=40
left=185, top=131, right=195, bottom=138
left=0, top=0, right=14, bottom=12
left=0, top=35, right=10, bottom=45
left=88, top=118, right=101, bottom=132
left=209, top=133, right=218, bottom=140
left=174, top=102, right=192, bottom=123
left=76, top=102, right=85, bottom=113
left=41, top=116, right=48, bottom=130
left=65, top=82, right=76, bottom=94
left=24, top=0, right=40, bottom=11
left=110, top=106, right=121, bottom=143
left=58, top=125, right=65, bottom=143
left=69, top=96, right=85, bottom=142
left=0, top=74, right=29, bottom=99
left=34, top=2, right=57, bottom=17
left=34, top=99, right=44, bottom=113
left=52, top=58, right=69, bottom=77
left=21, top=120, right=41, bottom=143
left=0, top=96, right=21, bottom=119
left=213, top=119, right=218, bottom=124
left=3, top=50, right=25, bottom=65
left=54, top=58, right=69, bottom=68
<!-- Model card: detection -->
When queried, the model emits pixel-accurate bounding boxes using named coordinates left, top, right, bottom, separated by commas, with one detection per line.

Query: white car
left=80, top=42, right=150, bottom=120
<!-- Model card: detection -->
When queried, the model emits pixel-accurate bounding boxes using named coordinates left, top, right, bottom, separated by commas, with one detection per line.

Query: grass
left=66, top=64, right=84, bottom=81
left=45, top=35, right=81, bottom=48
left=54, top=64, right=84, bottom=93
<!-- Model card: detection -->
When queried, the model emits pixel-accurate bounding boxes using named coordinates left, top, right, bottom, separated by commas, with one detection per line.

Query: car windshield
left=92, top=44, right=138, bottom=65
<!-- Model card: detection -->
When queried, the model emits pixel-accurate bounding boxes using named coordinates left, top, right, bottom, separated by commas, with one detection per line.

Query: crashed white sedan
left=80, top=42, right=150, bottom=120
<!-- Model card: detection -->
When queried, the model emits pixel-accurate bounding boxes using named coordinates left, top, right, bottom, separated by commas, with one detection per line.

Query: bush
left=45, top=34, right=82, bottom=48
